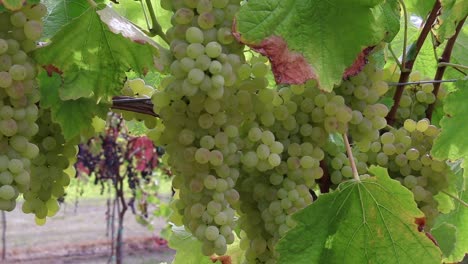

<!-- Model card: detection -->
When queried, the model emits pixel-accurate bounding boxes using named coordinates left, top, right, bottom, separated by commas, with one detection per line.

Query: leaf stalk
left=342, top=133, right=360, bottom=182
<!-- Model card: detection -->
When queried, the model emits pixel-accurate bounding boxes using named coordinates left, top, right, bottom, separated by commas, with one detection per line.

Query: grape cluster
left=0, top=4, right=46, bottom=212
left=335, top=59, right=390, bottom=149
left=153, top=1, right=451, bottom=262
left=363, top=119, right=448, bottom=225
left=384, top=68, right=446, bottom=125
left=22, top=109, right=77, bottom=225
left=152, top=0, right=247, bottom=256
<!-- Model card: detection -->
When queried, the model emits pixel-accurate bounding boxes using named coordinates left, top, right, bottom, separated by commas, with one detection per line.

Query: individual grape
left=174, top=8, right=194, bottom=25
left=0, top=39, right=8, bottom=54
left=23, top=20, right=43, bottom=41
left=0, top=185, right=15, bottom=200
left=185, top=27, right=204, bottom=43
left=205, top=42, right=222, bottom=58
left=0, top=71, right=13, bottom=88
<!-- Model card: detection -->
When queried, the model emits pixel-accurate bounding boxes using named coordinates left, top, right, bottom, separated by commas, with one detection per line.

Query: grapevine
left=0, top=1, right=466, bottom=264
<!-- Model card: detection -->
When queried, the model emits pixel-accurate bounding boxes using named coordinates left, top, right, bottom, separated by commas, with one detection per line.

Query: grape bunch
left=152, top=1, right=451, bottom=262
left=384, top=67, right=446, bottom=125
left=152, top=0, right=248, bottom=256
left=0, top=4, right=46, bottom=212
left=21, top=109, right=77, bottom=225
left=335, top=59, right=390, bottom=150
left=362, top=118, right=449, bottom=225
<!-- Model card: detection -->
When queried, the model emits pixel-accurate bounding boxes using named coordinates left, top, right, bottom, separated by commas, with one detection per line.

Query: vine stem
left=441, top=191, right=468, bottom=208
left=87, top=0, right=98, bottom=8
left=386, top=0, right=441, bottom=126
left=145, top=0, right=169, bottom=45
left=426, top=16, right=466, bottom=120
left=398, top=0, right=409, bottom=71
left=387, top=44, right=403, bottom=70
left=342, top=133, right=360, bottom=182
left=387, top=79, right=459, bottom=86
left=438, top=62, right=468, bottom=71
left=111, top=96, right=158, bottom=117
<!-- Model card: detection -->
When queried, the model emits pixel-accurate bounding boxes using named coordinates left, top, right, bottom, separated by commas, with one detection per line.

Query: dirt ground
left=0, top=198, right=175, bottom=264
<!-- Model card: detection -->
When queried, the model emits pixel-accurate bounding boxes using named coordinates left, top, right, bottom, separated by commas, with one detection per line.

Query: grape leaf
left=33, top=4, right=161, bottom=100
left=168, top=225, right=218, bottom=264
left=276, top=167, right=441, bottom=264
left=234, top=0, right=400, bottom=91
left=431, top=223, right=457, bottom=257
left=38, top=70, right=109, bottom=140
left=41, top=0, right=106, bottom=40
left=111, top=0, right=172, bottom=46
left=432, top=175, right=468, bottom=262
left=434, top=0, right=468, bottom=41
left=432, top=80, right=468, bottom=160
left=405, top=0, right=437, bottom=17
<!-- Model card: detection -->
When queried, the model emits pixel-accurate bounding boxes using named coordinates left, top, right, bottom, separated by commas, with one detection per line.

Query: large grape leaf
left=434, top=0, right=468, bottom=41
left=168, top=225, right=219, bottom=264
left=0, top=0, right=39, bottom=11
left=405, top=0, right=437, bottom=17
left=432, top=80, right=468, bottom=160
left=276, top=167, right=441, bottom=264
left=432, top=175, right=468, bottom=262
left=234, top=0, right=400, bottom=91
left=33, top=4, right=161, bottom=100
left=38, top=70, right=109, bottom=140
left=41, top=0, right=106, bottom=39
left=431, top=223, right=457, bottom=257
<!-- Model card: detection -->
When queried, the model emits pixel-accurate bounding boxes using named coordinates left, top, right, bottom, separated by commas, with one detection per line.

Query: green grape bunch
left=0, top=3, right=47, bottom=213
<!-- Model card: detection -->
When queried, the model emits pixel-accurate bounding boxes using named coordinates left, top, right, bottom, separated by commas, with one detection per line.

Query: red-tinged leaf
left=343, top=47, right=375, bottom=78
left=415, top=216, right=427, bottom=232
left=128, top=136, right=158, bottom=172
left=234, top=32, right=317, bottom=85
left=43, top=65, right=63, bottom=77
left=235, top=0, right=400, bottom=91
left=75, top=161, right=90, bottom=175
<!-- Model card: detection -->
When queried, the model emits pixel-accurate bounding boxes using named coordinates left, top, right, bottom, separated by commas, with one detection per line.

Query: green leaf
left=277, top=168, right=441, bottom=264
left=431, top=223, right=457, bottom=257
left=432, top=173, right=468, bottom=262
left=41, top=0, right=105, bottom=39
left=432, top=80, right=468, bottom=161
left=111, top=0, right=172, bottom=47
left=435, top=0, right=468, bottom=41
left=168, top=225, right=216, bottom=264
left=33, top=5, right=161, bottom=100
left=235, top=0, right=400, bottom=91
left=412, top=38, right=438, bottom=79
left=405, top=0, right=437, bottom=17
left=38, top=70, right=109, bottom=140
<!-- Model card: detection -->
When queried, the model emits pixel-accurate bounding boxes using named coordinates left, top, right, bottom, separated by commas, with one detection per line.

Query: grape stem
left=387, top=79, right=459, bottom=86
left=437, top=62, right=468, bottom=71
left=144, top=0, right=169, bottom=45
left=386, top=0, right=441, bottom=126
left=387, top=44, right=403, bottom=70
left=87, top=0, right=98, bottom=8
left=397, top=0, right=409, bottom=71
left=342, top=133, right=360, bottom=182
left=426, top=16, right=467, bottom=120
left=441, top=191, right=468, bottom=208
